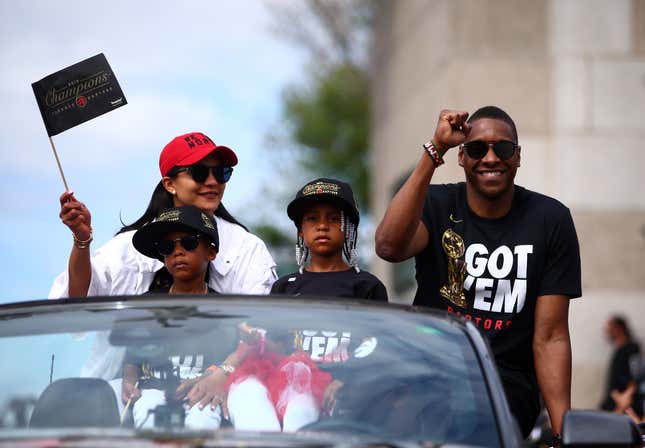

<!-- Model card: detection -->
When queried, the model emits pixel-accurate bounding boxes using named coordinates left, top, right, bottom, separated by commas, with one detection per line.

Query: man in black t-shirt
left=375, top=106, right=581, bottom=439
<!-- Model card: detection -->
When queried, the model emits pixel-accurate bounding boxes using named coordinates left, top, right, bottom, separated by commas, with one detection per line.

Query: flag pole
left=48, top=136, right=70, bottom=192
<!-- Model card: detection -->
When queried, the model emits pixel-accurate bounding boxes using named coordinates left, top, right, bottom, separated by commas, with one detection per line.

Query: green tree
left=282, top=63, right=370, bottom=208
left=267, top=0, right=375, bottom=211
left=252, top=0, right=375, bottom=274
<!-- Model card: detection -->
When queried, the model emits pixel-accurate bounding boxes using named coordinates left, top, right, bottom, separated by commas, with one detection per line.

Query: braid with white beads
left=295, top=233, right=309, bottom=274
left=342, top=213, right=360, bottom=273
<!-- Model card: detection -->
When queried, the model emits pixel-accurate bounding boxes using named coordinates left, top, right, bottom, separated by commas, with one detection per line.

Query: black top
left=415, top=183, right=581, bottom=389
left=270, top=269, right=388, bottom=302
left=600, top=342, right=641, bottom=411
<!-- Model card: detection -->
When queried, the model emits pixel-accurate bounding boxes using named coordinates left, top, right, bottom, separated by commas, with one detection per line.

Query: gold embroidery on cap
left=302, top=181, right=340, bottom=196
left=157, top=210, right=180, bottom=222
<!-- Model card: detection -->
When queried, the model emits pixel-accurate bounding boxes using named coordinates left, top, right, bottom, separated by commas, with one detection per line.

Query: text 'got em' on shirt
left=414, top=183, right=581, bottom=377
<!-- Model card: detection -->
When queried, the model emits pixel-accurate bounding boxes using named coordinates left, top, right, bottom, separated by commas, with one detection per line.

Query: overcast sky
left=0, top=1, right=306, bottom=302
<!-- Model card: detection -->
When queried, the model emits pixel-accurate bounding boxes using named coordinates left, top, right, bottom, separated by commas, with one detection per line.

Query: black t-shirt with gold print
left=415, top=183, right=581, bottom=385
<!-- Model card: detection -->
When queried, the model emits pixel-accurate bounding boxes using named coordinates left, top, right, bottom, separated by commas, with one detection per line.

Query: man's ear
left=458, top=146, right=465, bottom=167
left=516, top=146, right=521, bottom=167
left=207, top=246, right=217, bottom=261
left=162, top=177, right=176, bottom=195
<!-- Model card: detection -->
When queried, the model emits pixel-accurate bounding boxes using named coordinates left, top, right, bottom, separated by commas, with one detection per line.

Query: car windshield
left=0, top=297, right=500, bottom=446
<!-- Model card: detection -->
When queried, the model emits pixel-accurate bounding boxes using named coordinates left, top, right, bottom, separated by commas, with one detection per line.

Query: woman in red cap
left=52, top=132, right=275, bottom=299
left=49, top=132, right=277, bottom=380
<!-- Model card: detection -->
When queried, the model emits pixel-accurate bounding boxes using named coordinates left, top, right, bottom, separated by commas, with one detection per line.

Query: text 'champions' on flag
left=32, top=53, right=127, bottom=136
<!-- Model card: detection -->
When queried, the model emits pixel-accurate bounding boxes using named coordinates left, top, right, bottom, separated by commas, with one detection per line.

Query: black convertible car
left=0, top=296, right=640, bottom=447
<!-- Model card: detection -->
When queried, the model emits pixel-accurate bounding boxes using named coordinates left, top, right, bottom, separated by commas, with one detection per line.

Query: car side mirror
left=561, top=410, right=642, bottom=447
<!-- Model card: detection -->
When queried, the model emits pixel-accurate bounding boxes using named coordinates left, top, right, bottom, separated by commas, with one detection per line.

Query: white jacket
left=49, top=216, right=277, bottom=298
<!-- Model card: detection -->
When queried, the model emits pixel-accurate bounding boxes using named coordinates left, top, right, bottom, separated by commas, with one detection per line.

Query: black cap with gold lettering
left=287, top=178, right=360, bottom=226
left=133, top=205, right=219, bottom=260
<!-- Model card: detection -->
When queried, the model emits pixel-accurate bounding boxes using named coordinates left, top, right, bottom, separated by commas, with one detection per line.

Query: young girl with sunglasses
left=50, top=132, right=277, bottom=406
left=132, top=205, right=219, bottom=295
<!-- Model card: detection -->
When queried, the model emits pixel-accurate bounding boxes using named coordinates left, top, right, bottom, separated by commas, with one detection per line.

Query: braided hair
left=295, top=210, right=359, bottom=273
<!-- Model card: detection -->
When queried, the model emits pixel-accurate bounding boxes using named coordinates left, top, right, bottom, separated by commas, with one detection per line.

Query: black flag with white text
left=32, top=53, right=127, bottom=136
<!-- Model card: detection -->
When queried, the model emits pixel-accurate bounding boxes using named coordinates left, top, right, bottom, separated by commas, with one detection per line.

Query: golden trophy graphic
left=439, top=228, right=468, bottom=308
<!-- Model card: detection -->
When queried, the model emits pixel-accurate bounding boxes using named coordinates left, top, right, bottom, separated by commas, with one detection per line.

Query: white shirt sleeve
left=48, top=231, right=161, bottom=299
left=210, top=218, right=278, bottom=295
left=230, top=232, right=278, bottom=294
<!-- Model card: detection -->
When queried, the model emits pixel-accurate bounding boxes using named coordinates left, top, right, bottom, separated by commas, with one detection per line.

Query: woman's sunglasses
left=461, top=140, right=518, bottom=161
left=155, top=234, right=202, bottom=257
left=175, top=164, right=234, bottom=183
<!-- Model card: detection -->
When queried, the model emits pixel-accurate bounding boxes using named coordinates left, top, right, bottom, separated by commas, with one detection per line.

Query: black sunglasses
left=461, top=140, right=518, bottom=161
left=155, top=234, right=202, bottom=257
left=175, top=164, right=234, bottom=183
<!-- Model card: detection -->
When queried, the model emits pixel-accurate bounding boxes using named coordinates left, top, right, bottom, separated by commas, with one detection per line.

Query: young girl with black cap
left=221, top=179, right=387, bottom=432
left=271, top=178, right=387, bottom=300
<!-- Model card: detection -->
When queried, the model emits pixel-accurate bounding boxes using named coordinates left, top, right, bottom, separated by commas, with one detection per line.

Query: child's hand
left=323, top=379, right=344, bottom=412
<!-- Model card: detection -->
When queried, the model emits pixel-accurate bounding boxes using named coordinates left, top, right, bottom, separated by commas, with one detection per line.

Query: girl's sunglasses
left=175, top=164, right=234, bottom=183
left=155, top=234, right=201, bottom=257
left=461, top=140, right=518, bottom=161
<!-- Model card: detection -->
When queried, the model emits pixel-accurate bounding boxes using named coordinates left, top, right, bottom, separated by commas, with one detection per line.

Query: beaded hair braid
left=295, top=210, right=360, bottom=273
left=295, top=234, right=310, bottom=274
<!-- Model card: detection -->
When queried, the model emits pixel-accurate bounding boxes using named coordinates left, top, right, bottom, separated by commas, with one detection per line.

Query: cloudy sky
left=0, top=1, right=306, bottom=302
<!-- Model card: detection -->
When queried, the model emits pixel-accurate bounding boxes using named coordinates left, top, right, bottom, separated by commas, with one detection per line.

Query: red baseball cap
left=159, top=132, right=238, bottom=176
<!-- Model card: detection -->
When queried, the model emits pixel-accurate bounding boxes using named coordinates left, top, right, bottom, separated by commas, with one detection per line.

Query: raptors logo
left=75, top=96, right=87, bottom=108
